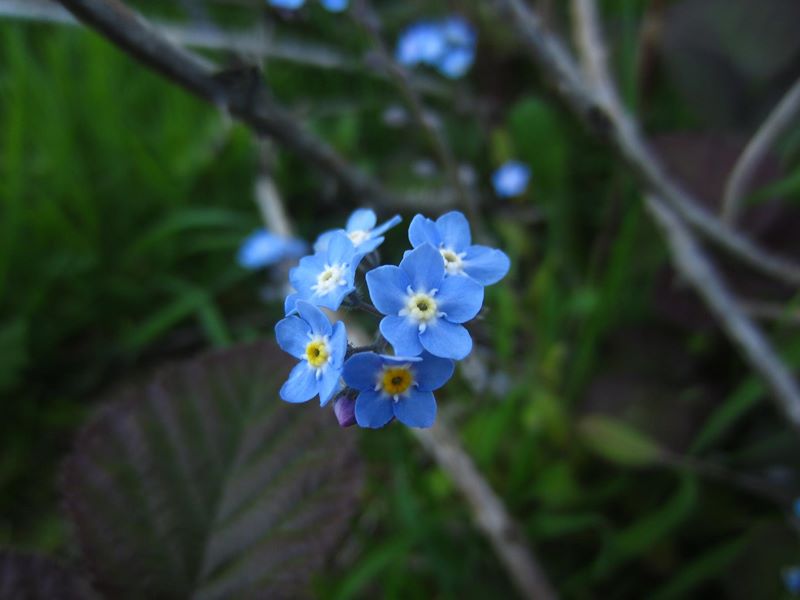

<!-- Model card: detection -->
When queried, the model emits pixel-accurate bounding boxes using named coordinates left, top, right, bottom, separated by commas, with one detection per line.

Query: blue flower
left=396, top=22, right=446, bottom=67
left=436, top=17, right=476, bottom=78
left=319, top=0, right=348, bottom=11
left=492, top=161, right=531, bottom=198
left=237, top=229, right=308, bottom=270
left=275, top=300, right=347, bottom=405
left=408, top=211, right=510, bottom=286
left=342, top=352, right=453, bottom=428
left=267, top=0, right=305, bottom=9
left=314, top=209, right=402, bottom=255
left=366, top=243, right=483, bottom=360
left=784, top=567, right=800, bottom=595
left=286, top=231, right=362, bottom=313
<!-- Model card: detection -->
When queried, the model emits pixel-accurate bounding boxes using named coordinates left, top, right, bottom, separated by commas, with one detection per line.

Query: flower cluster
left=275, top=209, right=509, bottom=429
left=267, top=0, right=348, bottom=13
left=396, top=17, right=477, bottom=79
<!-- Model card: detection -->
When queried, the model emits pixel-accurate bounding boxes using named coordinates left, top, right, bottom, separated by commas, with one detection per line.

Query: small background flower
left=237, top=229, right=308, bottom=270
left=287, top=231, right=362, bottom=313
left=408, top=211, right=510, bottom=286
left=275, top=300, right=347, bottom=405
left=342, top=352, right=454, bottom=428
left=395, top=16, right=476, bottom=79
left=267, top=0, right=348, bottom=11
left=492, top=160, right=531, bottom=198
left=366, top=242, right=483, bottom=360
left=314, top=208, right=401, bottom=255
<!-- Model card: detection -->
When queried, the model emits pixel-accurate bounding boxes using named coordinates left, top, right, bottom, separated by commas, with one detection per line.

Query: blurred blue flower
left=366, top=242, right=483, bottom=360
left=319, top=0, right=348, bottom=11
left=286, top=231, right=362, bottom=313
left=784, top=567, right=800, bottom=595
left=267, top=0, right=305, bottom=9
left=408, top=211, right=510, bottom=286
left=395, top=16, right=476, bottom=78
left=342, top=352, right=453, bottom=428
left=794, top=497, right=800, bottom=518
left=314, top=208, right=402, bottom=254
left=237, top=229, right=308, bottom=270
left=275, top=300, right=347, bottom=405
left=492, top=160, right=531, bottom=198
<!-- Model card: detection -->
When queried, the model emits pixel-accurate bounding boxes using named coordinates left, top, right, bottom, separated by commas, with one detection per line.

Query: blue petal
left=435, top=211, right=471, bottom=251
left=317, top=284, right=354, bottom=311
left=342, top=352, right=382, bottom=391
left=355, top=390, right=394, bottom=428
left=269, top=0, right=305, bottom=8
left=280, top=362, right=318, bottom=403
left=380, top=316, right=423, bottom=356
left=319, top=0, right=348, bottom=11
left=399, top=243, right=445, bottom=292
left=393, top=389, right=437, bottom=428
left=437, top=47, right=474, bottom=78
left=463, top=245, right=510, bottom=285
left=412, top=353, right=454, bottom=391
left=318, top=367, right=341, bottom=406
left=326, top=231, right=357, bottom=265
left=381, top=354, right=422, bottom=365
left=366, top=265, right=409, bottom=315
left=313, top=229, right=339, bottom=253
left=284, top=292, right=299, bottom=315
left=296, top=300, right=332, bottom=337
left=275, top=316, right=311, bottom=359
left=408, top=214, right=441, bottom=248
left=290, top=253, right=327, bottom=295
left=237, top=230, right=284, bottom=269
left=435, top=275, right=484, bottom=323
left=420, top=320, right=472, bottom=359
left=371, top=214, right=402, bottom=238
left=355, top=236, right=384, bottom=254
left=346, top=208, right=376, bottom=232
left=328, top=321, right=348, bottom=367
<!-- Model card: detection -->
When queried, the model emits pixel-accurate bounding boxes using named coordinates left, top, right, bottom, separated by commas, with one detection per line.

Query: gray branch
left=499, top=0, right=800, bottom=288
left=722, top=76, right=800, bottom=225
left=413, top=423, right=558, bottom=600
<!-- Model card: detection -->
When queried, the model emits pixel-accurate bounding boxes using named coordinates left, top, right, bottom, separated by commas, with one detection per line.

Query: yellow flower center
left=380, top=366, right=414, bottom=398
left=305, top=338, right=330, bottom=368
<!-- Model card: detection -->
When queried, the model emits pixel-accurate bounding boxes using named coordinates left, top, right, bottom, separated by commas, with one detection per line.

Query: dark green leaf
left=578, top=415, right=666, bottom=467
left=61, top=341, right=363, bottom=599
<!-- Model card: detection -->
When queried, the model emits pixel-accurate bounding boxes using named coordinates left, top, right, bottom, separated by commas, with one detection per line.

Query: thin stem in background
left=721, top=76, right=800, bottom=225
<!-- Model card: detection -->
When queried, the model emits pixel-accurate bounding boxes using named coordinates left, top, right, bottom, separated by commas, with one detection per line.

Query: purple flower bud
left=334, top=394, right=357, bottom=427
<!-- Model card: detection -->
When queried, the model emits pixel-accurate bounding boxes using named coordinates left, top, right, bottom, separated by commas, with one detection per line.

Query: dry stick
left=498, top=0, right=800, bottom=288
left=569, top=0, right=800, bottom=431
left=721, top=76, right=800, bottom=225
left=54, top=0, right=392, bottom=205
left=646, top=196, right=800, bottom=429
left=351, top=0, right=480, bottom=224
left=413, top=425, right=558, bottom=600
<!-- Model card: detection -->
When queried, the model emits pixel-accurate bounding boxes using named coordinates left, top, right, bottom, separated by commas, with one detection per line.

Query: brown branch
left=55, top=0, right=393, bottom=205
left=498, top=0, right=800, bottom=288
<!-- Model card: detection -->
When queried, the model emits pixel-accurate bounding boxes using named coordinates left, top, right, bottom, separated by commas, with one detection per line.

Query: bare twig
left=646, top=195, right=800, bottom=430
left=351, top=0, right=479, bottom=223
left=498, top=0, right=800, bottom=288
left=413, top=424, right=558, bottom=600
left=722, top=76, right=800, bottom=225
left=566, top=0, right=800, bottom=430
left=54, top=0, right=396, bottom=205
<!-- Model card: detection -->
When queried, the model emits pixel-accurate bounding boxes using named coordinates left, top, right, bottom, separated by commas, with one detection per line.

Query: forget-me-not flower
left=275, top=300, right=347, bottom=405
left=314, top=208, right=402, bottom=255
left=408, top=211, right=510, bottom=286
left=395, top=17, right=476, bottom=79
left=366, top=243, right=483, bottom=360
left=237, top=229, right=308, bottom=270
left=343, top=352, right=454, bottom=428
left=267, top=0, right=305, bottom=9
left=492, top=161, right=531, bottom=198
left=396, top=22, right=446, bottom=67
left=436, top=17, right=476, bottom=78
left=267, top=0, right=348, bottom=11
left=319, top=0, right=348, bottom=11
left=785, top=567, right=800, bottom=595
left=286, top=231, right=362, bottom=314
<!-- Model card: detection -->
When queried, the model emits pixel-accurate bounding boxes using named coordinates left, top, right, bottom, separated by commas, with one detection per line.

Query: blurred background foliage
left=2, top=0, right=800, bottom=597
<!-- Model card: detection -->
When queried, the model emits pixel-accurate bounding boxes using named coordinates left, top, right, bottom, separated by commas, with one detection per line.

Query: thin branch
left=498, top=0, right=800, bottom=288
left=351, top=0, right=479, bottom=223
left=413, top=423, right=558, bottom=600
left=54, top=0, right=394, bottom=205
left=722, top=76, right=800, bottom=224
left=646, top=195, right=800, bottom=431
left=742, top=299, right=800, bottom=326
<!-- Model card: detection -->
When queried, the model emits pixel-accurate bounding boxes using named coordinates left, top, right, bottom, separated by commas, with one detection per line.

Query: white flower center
left=312, top=263, right=348, bottom=296
left=399, top=287, right=442, bottom=332
left=347, top=229, right=371, bottom=247
left=440, top=247, right=466, bottom=275
left=305, top=334, right=332, bottom=379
